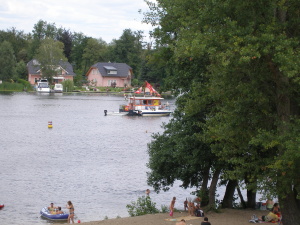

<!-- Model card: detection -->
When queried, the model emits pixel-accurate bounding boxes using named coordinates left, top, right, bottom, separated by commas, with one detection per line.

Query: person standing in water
left=66, top=201, right=75, bottom=224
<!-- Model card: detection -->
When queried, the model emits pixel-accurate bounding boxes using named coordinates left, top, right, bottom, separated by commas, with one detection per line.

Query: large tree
left=82, top=38, right=108, bottom=67
left=35, top=38, right=67, bottom=83
left=109, top=29, right=143, bottom=79
left=145, top=0, right=300, bottom=223
left=0, top=41, right=17, bottom=81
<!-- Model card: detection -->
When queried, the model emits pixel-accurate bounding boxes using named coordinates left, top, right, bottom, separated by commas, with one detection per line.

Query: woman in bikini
left=66, top=201, right=75, bottom=224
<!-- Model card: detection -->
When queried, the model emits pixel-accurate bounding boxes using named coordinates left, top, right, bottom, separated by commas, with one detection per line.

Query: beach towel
left=165, top=216, right=202, bottom=222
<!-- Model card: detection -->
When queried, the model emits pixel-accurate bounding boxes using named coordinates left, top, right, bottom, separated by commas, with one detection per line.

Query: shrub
left=0, top=82, right=23, bottom=91
left=62, top=80, right=74, bottom=92
left=126, top=196, right=159, bottom=217
left=160, top=204, right=168, bottom=213
left=17, top=79, right=33, bottom=91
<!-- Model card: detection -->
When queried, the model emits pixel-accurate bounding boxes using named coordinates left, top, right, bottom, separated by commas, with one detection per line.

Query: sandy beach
left=54, top=208, right=269, bottom=225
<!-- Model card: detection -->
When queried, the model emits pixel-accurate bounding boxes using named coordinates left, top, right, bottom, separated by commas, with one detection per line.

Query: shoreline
left=54, top=208, right=269, bottom=225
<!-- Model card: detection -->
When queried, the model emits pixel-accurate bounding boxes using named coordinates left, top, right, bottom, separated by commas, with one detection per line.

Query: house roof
left=27, top=59, right=76, bottom=76
left=90, top=62, right=132, bottom=78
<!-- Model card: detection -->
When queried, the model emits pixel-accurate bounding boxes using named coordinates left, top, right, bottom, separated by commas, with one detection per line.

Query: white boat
left=36, top=79, right=50, bottom=93
left=54, top=83, right=63, bottom=93
left=119, top=96, right=172, bottom=116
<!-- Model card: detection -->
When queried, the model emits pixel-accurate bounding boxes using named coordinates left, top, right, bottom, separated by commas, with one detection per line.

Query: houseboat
left=36, top=79, right=50, bottom=93
left=119, top=96, right=172, bottom=116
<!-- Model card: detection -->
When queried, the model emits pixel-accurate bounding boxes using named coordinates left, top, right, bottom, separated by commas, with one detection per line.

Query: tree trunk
left=269, top=57, right=300, bottom=224
left=280, top=188, right=300, bottom=225
left=244, top=175, right=257, bottom=209
left=208, top=168, right=221, bottom=208
left=200, top=166, right=210, bottom=207
left=246, top=189, right=256, bottom=209
left=222, top=179, right=237, bottom=208
left=237, top=186, right=247, bottom=208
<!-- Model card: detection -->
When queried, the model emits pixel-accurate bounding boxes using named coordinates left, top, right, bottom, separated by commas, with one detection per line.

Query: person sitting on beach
left=259, top=211, right=279, bottom=222
left=266, top=199, right=274, bottom=211
left=272, top=203, right=280, bottom=213
left=176, top=219, right=186, bottom=225
left=201, top=217, right=211, bottom=225
left=56, top=207, right=64, bottom=214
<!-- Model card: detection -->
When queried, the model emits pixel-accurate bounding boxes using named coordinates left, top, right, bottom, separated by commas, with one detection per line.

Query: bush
left=126, top=196, right=159, bottom=217
left=0, top=82, right=23, bottom=91
left=17, top=79, right=33, bottom=91
left=62, top=79, right=74, bottom=92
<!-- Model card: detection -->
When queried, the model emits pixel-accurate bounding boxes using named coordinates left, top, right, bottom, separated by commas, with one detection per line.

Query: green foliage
left=131, top=79, right=139, bottom=87
left=35, top=38, right=67, bottom=83
left=0, top=82, right=23, bottom=91
left=0, top=41, right=17, bottom=81
left=126, top=196, right=159, bottom=217
left=145, top=0, right=300, bottom=221
left=160, top=204, right=168, bottom=213
left=16, top=79, right=33, bottom=91
left=109, top=29, right=143, bottom=79
left=62, top=79, right=74, bottom=92
left=15, top=60, right=28, bottom=80
left=82, top=38, right=108, bottom=66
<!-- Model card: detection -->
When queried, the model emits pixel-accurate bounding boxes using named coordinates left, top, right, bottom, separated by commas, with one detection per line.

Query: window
left=108, top=80, right=117, bottom=87
left=92, top=69, right=98, bottom=74
left=108, top=70, right=117, bottom=75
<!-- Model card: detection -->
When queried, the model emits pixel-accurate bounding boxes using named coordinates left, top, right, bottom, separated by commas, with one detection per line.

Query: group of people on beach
left=169, top=196, right=211, bottom=225
left=48, top=200, right=75, bottom=223
left=250, top=200, right=281, bottom=223
left=260, top=201, right=281, bottom=222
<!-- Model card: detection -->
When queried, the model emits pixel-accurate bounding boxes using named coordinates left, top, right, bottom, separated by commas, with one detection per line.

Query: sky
left=0, top=0, right=156, bottom=43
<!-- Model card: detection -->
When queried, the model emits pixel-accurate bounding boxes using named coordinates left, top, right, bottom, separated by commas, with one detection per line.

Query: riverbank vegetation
left=0, top=79, right=33, bottom=92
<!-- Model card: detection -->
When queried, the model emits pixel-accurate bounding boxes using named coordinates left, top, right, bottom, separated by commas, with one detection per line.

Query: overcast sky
left=0, top=0, right=156, bottom=43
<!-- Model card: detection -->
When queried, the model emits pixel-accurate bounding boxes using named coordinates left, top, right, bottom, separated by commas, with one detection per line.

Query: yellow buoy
left=48, top=121, right=53, bottom=128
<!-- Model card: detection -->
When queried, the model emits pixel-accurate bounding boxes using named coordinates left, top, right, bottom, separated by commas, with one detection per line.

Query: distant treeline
left=0, top=19, right=169, bottom=90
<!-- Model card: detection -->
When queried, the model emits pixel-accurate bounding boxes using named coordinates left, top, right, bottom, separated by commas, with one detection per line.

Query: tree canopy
left=144, top=0, right=300, bottom=224
left=35, top=38, right=67, bottom=82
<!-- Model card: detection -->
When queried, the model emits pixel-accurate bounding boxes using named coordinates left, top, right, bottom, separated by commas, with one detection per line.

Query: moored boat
left=40, top=207, right=68, bottom=221
left=54, top=83, right=63, bottom=93
left=36, top=79, right=50, bottom=93
left=0, top=204, right=4, bottom=209
left=119, top=96, right=172, bottom=116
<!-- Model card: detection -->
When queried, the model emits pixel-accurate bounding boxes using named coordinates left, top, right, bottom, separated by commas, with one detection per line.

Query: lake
left=0, top=92, right=196, bottom=225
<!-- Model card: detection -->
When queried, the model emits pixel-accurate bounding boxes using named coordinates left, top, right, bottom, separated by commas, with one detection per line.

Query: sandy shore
left=54, top=208, right=269, bottom=225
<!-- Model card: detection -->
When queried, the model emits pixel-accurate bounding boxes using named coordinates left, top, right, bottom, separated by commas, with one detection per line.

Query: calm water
left=0, top=92, right=195, bottom=225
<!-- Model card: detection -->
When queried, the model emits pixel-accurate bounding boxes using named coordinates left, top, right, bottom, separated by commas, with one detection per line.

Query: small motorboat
left=54, top=83, right=63, bottom=93
left=40, top=207, right=68, bottom=221
left=0, top=204, right=4, bottom=209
